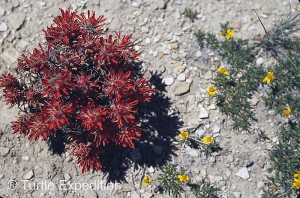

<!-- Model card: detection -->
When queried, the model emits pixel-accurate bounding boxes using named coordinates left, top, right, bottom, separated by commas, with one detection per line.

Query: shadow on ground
left=100, top=70, right=183, bottom=183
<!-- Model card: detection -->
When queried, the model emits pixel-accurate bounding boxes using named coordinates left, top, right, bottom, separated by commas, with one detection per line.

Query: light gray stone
left=23, top=170, right=34, bottom=180
left=81, top=190, right=98, bottom=198
left=186, top=147, right=199, bottom=157
left=64, top=173, right=71, bottom=182
left=0, top=49, right=18, bottom=65
left=131, top=191, right=140, bottom=198
left=177, top=73, right=186, bottom=81
left=175, top=83, right=190, bottom=96
left=17, top=39, right=29, bottom=51
left=143, top=192, right=153, bottom=198
left=251, top=96, right=259, bottom=106
left=212, top=125, right=221, bottom=133
left=0, top=7, right=5, bottom=16
left=204, top=70, right=213, bottom=80
left=8, top=13, right=26, bottom=30
left=22, top=156, right=29, bottom=161
left=196, top=129, right=205, bottom=137
left=0, top=147, right=10, bottom=156
left=235, top=167, right=250, bottom=180
left=199, top=107, right=209, bottom=118
left=162, top=76, right=174, bottom=86
left=233, top=192, right=242, bottom=198
left=131, top=0, right=142, bottom=8
left=147, top=166, right=155, bottom=173
left=0, top=22, right=7, bottom=32
left=256, top=57, right=264, bottom=65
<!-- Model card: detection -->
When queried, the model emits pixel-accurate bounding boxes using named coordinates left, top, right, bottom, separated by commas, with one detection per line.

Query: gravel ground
left=0, top=0, right=298, bottom=197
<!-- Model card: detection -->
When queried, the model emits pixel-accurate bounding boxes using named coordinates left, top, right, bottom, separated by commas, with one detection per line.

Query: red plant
left=0, top=8, right=154, bottom=173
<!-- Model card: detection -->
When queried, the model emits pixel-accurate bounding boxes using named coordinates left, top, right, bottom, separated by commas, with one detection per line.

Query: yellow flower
left=177, top=174, right=190, bottom=182
left=178, top=130, right=189, bottom=139
left=263, top=72, right=275, bottom=85
left=225, top=28, right=235, bottom=40
left=142, top=175, right=152, bottom=186
left=202, top=136, right=214, bottom=145
left=292, top=171, right=300, bottom=189
left=207, top=86, right=217, bottom=96
left=282, top=107, right=291, bottom=117
left=217, top=67, right=230, bottom=76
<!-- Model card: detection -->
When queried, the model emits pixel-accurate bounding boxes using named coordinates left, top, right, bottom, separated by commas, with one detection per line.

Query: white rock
left=131, top=191, right=140, bottom=198
left=0, top=22, right=7, bottom=32
left=17, top=39, right=29, bottom=52
left=225, top=170, right=232, bottom=177
left=199, top=107, right=209, bottom=119
left=22, top=156, right=29, bottom=161
left=0, top=147, right=10, bottom=156
left=8, top=13, right=26, bottom=30
left=208, top=175, right=223, bottom=183
left=207, top=104, right=217, bottom=110
left=196, top=51, right=202, bottom=57
left=175, top=0, right=182, bottom=5
left=200, top=170, right=207, bottom=177
left=131, top=0, right=142, bottom=8
left=64, top=173, right=71, bottom=182
left=177, top=73, right=186, bottom=81
left=196, top=129, right=205, bottom=137
left=147, top=166, right=155, bottom=173
left=235, top=167, right=250, bottom=180
left=250, top=96, right=259, bottom=106
left=39, top=1, right=46, bottom=6
left=257, top=181, right=264, bottom=190
left=175, top=83, right=190, bottom=95
left=0, top=7, right=5, bottom=16
left=162, top=76, right=174, bottom=86
left=141, top=26, right=149, bottom=33
left=233, top=192, right=242, bottom=198
left=204, top=70, right=213, bottom=80
left=143, top=192, right=153, bottom=198
left=145, top=38, right=151, bottom=44
left=0, top=49, right=18, bottom=65
left=256, top=57, right=264, bottom=65
left=23, top=170, right=34, bottom=180
left=0, top=174, right=3, bottom=179
left=212, top=125, right=221, bottom=133
left=186, top=147, right=199, bottom=157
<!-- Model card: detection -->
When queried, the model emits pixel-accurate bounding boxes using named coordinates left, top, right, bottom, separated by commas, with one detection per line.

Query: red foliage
left=0, top=8, right=154, bottom=173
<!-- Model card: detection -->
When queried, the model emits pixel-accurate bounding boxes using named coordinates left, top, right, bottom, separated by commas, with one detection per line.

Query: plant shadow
left=100, top=70, right=182, bottom=183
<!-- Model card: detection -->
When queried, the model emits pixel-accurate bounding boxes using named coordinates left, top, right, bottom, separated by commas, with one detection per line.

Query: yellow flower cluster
left=225, top=29, right=235, bottom=40
left=263, top=71, right=275, bottom=85
left=282, top=106, right=291, bottom=117
left=178, top=130, right=189, bottom=139
left=221, top=28, right=235, bottom=40
left=142, top=175, right=152, bottom=186
left=202, top=136, right=214, bottom=145
left=142, top=173, right=190, bottom=187
left=207, top=29, right=234, bottom=96
left=207, top=67, right=230, bottom=96
left=207, top=86, right=217, bottom=96
left=177, top=174, right=190, bottom=182
left=292, top=171, right=300, bottom=189
left=217, top=67, right=230, bottom=76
